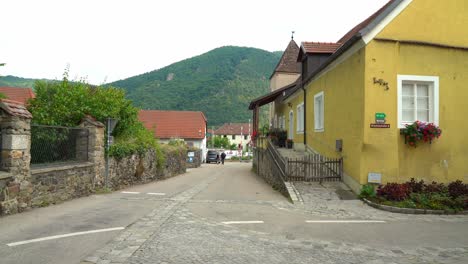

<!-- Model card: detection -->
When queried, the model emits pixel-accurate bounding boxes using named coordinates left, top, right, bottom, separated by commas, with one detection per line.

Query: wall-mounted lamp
left=288, top=102, right=292, bottom=108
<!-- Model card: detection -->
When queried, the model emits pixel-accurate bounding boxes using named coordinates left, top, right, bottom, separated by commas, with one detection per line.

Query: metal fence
left=31, top=125, right=89, bottom=165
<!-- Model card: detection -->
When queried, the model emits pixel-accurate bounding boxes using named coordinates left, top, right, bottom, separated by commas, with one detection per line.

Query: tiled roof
left=0, top=87, right=35, bottom=105
left=301, top=0, right=401, bottom=86
left=0, top=99, right=33, bottom=119
left=272, top=40, right=301, bottom=76
left=215, top=123, right=252, bottom=136
left=337, top=0, right=397, bottom=44
left=302, top=42, right=342, bottom=54
left=138, top=110, right=207, bottom=139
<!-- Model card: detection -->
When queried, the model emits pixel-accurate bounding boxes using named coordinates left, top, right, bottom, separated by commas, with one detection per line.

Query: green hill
left=110, top=46, right=281, bottom=126
left=0, top=75, right=42, bottom=88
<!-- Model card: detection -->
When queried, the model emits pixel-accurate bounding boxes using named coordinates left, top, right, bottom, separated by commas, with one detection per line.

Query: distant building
left=138, top=110, right=207, bottom=160
left=214, top=123, right=252, bottom=150
left=0, top=87, right=35, bottom=105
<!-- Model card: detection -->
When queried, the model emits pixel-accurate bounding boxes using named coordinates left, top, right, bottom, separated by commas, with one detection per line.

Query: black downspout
left=303, top=86, right=307, bottom=147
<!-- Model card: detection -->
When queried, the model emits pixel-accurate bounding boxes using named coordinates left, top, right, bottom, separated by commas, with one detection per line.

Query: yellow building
left=253, top=0, right=468, bottom=193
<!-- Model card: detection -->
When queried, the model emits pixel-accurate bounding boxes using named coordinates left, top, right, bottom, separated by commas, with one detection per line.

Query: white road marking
left=222, top=221, right=264, bottom=225
left=147, top=192, right=166, bottom=196
left=7, top=227, right=125, bottom=247
left=305, top=220, right=386, bottom=223
left=121, top=191, right=140, bottom=194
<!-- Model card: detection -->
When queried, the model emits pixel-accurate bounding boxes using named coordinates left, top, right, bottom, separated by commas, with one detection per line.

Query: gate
left=286, top=154, right=342, bottom=182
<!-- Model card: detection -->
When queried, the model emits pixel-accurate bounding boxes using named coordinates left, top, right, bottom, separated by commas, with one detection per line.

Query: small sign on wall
left=371, top=112, right=390, bottom=128
left=368, top=172, right=382, bottom=184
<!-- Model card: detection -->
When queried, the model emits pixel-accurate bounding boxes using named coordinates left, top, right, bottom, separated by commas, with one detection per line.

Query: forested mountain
left=110, top=46, right=282, bottom=126
left=0, top=75, right=43, bottom=88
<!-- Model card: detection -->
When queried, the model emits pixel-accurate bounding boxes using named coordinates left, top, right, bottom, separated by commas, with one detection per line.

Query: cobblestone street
left=82, top=163, right=468, bottom=264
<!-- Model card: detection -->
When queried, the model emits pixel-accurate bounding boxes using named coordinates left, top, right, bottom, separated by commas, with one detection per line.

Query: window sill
left=315, top=128, right=324, bottom=133
left=296, top=131, right=304, bottom=134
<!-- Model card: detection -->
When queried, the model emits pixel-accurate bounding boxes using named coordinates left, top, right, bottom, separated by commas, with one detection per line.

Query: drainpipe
left=303, top=85, right=307, bottom=147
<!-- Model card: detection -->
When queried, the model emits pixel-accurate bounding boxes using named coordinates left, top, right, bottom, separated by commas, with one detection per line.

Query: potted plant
left=400, top=121, right=441, bottom=147
left=286, top=139, right=293, bottom=149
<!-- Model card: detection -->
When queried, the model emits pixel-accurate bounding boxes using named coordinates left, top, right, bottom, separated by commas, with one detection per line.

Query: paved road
left=1, top=162, right=467, bottom=264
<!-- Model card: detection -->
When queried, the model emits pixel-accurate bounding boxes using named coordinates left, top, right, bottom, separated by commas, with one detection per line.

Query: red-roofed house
left=138, top=110, right=207, bottom=159
left=0, top=87, right=35, bottom=105
left=214, top=123, right=252, bottom=150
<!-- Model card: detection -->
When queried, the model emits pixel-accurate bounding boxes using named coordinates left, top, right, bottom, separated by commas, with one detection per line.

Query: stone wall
left=30, top=163, right=95, bottom=207
left=253, top=148, right=290, bottom=198
left=0, top=104, right=189, bottom=216
left=0, top=101, right=33, bottom=215
left=108, top=146, right=186, bottom=189
left=160, top=145, right=187, bottom=178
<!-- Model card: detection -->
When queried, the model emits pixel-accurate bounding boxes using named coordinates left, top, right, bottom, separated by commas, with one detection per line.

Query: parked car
left=206, top=150, right=219, bottom=163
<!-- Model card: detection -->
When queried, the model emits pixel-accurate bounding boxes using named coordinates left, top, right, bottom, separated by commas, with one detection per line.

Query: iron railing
left=30, top=125, right=89, bottom=165
left=266, top=138, right=287, bottom=177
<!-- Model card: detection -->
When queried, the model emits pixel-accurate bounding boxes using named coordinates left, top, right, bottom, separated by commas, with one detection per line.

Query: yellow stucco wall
left=274, top=91, right=304, bottom=144
left=363, top=41, right=468, bottom=184
left=359, top=0, right=468, bottom=184
left=377, top=0, right=468, bottom=47
left=305, top=49, right=366, bottom=183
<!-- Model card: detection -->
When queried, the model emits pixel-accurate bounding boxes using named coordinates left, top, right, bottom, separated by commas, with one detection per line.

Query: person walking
left=221, top=151, right=226, bottom=165
left=216, top=153, right=220, bottom=164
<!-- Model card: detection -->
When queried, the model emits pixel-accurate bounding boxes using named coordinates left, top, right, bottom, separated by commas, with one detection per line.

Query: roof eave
left=303, top=34, right=362, bottom=86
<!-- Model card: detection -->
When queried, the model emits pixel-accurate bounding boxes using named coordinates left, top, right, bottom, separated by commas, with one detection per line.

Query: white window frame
left=296, top=103, right=304, bottom=133
left=314, top=91, right=324, bottom=132
left=397, top=75, right=439, bottom=128
left=288, top=110, right=294, bottom=139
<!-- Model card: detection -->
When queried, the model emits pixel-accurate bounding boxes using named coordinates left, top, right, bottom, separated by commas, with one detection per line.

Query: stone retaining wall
left=254, top=148, right=290, bottom=199
left=108, top=146, right=186, bottom=190
left=30, top=162, right=95, bottom=207
left=0, top=106, right=189, bottom=216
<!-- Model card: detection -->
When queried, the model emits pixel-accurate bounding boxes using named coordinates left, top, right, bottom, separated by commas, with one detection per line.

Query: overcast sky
left=1, top=0, right=389, bottom=84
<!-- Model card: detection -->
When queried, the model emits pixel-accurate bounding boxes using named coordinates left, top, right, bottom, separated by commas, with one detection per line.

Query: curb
left=362, top=198, right=468, bottom=215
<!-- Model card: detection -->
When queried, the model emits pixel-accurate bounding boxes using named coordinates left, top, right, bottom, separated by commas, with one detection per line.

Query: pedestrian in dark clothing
left=221, top=152, right=226, bottom=165
left=216, top=153, right=220, bottom=164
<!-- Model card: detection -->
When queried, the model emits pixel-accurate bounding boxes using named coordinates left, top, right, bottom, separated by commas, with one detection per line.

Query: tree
left=27, top=73, right=159, bottom=158
left=209, top=136, right=232, bottom=149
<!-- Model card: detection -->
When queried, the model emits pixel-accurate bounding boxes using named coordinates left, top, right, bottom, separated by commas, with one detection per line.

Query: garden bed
left=360, top=179, right=468, bottom=214
left=362, top=197, right=468, bottom=215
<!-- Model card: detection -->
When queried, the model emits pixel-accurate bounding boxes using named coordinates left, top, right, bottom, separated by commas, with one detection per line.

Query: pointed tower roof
left=270, top=40, right=301, bottom=79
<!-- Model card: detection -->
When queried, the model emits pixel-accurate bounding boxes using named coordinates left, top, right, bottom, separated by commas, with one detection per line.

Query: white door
left=288, top=111, right=294, bottom=139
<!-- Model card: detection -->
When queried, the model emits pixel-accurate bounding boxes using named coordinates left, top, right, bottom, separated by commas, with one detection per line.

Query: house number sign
left=370, top=112, right=390, bottom=128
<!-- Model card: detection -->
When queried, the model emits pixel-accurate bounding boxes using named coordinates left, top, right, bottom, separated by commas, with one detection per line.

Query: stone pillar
left=0, top=100, right=33, bottom=215
left=79, top=115, right=105, bottom=188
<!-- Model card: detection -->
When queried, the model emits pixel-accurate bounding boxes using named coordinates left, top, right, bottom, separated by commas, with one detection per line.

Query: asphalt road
left=0, top=162, right=467, bottom=264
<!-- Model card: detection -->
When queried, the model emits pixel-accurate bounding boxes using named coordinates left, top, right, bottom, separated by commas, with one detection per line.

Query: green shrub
left=359, top=184, right=376, bottom=199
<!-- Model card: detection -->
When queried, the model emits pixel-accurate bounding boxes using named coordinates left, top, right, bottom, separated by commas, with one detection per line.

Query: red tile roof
left=0, top=87, right=35, bottom=105
left=138, top=110, right=207, bottom=139
left=214, top=123, right=252, bottom=136
left=337, top=0, right=397, bottom=44
left=0, top=99, right=33, bottom=119
left=272, top=40, right=301, bottom=75
left=302, top=42, right=342, bottom=54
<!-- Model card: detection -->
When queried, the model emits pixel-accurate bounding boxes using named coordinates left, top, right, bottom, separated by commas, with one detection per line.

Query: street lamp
left=105, top=117, right=118, bottom=188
